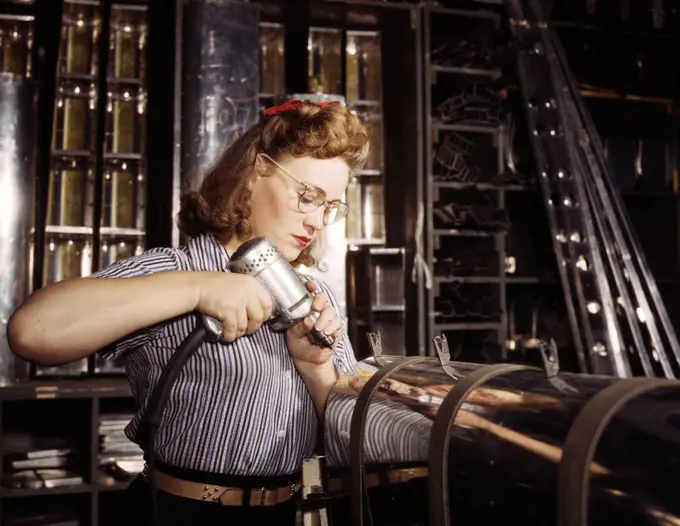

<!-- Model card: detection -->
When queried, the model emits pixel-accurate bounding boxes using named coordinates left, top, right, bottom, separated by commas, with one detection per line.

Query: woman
left=7, top=99, right=370, bottom=525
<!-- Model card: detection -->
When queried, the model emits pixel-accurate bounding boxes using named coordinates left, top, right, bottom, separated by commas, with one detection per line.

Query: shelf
left=427, top=5, right=501, bottom=21
left=434, top=322, right=502, bottom=331
left=369, top=247, right=404, bottom=256
left=434, top=276, right=550, bottom=284
left=432, top=229, right=498, bottom=237
left=433, top=181, right=536, bottom=191
left=0, top=378, right=131, bottom=401
left=45, top=225, right=94, bottom=235
left=435, top=276, right=501, bottom=284
left=352, top=169, right=382, bottom=177
left=0, top=477, right=129, bottom=498
left=0, top=484, right=93, bottom=498
left=431, top=64, right=502, bottom=79
left=433, top=122, right=499, bottom=134
left=372, top=305, right=405, bottom=312
left=347, top=238, right=386, bottom=246
left=347, top=99, right=381, bottom=107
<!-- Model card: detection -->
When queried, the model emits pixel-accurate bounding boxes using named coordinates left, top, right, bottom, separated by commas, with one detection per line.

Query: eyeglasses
left=259, top=153, right=349, bottom=226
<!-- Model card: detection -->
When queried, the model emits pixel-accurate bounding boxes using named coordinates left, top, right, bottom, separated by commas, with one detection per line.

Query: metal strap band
left=428, top=363, right=535, bottom=526
left=557, top=377, right=678, bottom=526
left=349, top=356, right=434, bottom=526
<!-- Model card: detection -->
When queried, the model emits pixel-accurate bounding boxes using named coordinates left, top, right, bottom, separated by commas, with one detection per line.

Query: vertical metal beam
left=91, top=0, right=112, bottom=274
left=31, top=0, right=64, bottom=293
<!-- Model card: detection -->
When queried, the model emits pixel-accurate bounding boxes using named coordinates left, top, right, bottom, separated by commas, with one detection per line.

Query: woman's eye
left=301, top=189, right=324, bottom=205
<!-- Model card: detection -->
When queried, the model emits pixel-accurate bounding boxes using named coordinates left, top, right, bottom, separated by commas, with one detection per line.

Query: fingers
left=250, top=278, right=274, bottom=321
left=236, top=306, right=248, bottom=339
left=245, top=296, right=266, bottom=335
left=221, top=307, right=242, bottom=343
left=258, top=289, right=274, bottom=321
left=311, top=290, right=328, bottom=313
left=312, top=307, right=342, bottom=336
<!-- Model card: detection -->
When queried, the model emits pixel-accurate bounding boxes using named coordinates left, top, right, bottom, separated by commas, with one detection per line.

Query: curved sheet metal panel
left=321, top=354, right=680, bottom=526
left=0, top=73, right=34, bottom=386
left=325, top=356, right=472, bottom=468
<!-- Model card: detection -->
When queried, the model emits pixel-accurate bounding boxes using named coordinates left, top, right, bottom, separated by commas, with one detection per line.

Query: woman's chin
left=279, top=244, right=302, bottom=262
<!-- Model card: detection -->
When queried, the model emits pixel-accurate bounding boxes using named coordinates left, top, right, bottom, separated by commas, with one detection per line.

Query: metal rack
left=0, top=378, right=134, bottom=526
left=423, top=4, right=511, bottom=361
left=256, top=1, right=420, bottom=353
left=36, top=0, right=149, bottom=378
left=505, top=0, right=680, bottom=378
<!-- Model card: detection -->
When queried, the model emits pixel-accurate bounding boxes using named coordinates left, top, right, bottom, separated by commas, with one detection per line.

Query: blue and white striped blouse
left=89, top=233, right=359, bottom=476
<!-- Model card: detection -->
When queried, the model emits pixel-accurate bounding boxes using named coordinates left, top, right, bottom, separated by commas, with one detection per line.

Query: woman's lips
left=292, top=235, right=311, bottom=248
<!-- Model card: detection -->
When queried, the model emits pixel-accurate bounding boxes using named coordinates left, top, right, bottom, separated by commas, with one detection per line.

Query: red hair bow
left=263, top=99, right=341, bottom=116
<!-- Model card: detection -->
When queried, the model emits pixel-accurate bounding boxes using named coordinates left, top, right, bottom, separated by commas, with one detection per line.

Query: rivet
left=202, top=495, right=207, bottom=500
left=215, top=487, right=219, bottom=491
left=204, top=485, right=209, bottom=490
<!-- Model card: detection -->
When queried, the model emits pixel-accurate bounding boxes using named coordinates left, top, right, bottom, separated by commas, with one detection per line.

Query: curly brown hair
left=176, top=100, right=370, bottom=267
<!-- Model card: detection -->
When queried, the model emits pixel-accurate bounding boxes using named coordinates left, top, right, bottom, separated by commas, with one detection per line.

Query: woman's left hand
left=286, top=281, right=342, bottom=366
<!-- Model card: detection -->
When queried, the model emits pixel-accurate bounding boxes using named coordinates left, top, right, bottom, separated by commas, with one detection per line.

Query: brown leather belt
left=326, top=466, right=428, bottom=493
left=143, top=468, right=301, bottom=507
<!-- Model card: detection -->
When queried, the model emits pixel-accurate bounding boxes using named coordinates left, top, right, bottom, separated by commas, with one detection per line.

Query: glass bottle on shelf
left=260, top=22, right=285, bottom=97
left=58, top=1, right=100, bottom=78
left=100, top=4, right=147, bottom=261
left=0, top=15, right=32, bottom=76
left=304, top=26, right=386, bottom=244
left=37, top=1, right=103, bottom=377
left=345, top=31, right=382, bottom=103
left=95, top=5, right=148, bottom=375
left=345, top=31, right=385, bottom=243
left=308, top=27, right=342, bottom=95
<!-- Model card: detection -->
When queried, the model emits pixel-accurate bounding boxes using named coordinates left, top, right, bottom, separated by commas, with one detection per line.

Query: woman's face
left=247, top=155, right=350, bottom=261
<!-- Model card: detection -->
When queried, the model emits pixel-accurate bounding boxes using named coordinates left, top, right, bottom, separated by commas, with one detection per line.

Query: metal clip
left=539, top=339, right=578, bottom=395
left=433, top=335, right=460, bottom=380
left=367, top=332, right=386, bottom=366
left=539, top=338, right=559, bottom=378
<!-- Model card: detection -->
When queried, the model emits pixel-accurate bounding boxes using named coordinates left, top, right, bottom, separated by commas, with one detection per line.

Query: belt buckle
left=259, top=486, right=267, bottom=506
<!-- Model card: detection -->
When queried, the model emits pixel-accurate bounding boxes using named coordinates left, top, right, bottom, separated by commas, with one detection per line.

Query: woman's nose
left=304, top=205, right=326, bottom=231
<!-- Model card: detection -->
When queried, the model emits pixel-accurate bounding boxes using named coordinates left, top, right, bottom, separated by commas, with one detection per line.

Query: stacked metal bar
left=504, top=0, right=680, bottom=378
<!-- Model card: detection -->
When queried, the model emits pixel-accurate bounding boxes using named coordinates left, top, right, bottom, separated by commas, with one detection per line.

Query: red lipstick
left=292, top=235, right=311, bottom=248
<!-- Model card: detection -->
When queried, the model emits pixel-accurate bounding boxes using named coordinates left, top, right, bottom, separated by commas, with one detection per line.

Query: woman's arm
left=8, top=270, right=202, bottom=366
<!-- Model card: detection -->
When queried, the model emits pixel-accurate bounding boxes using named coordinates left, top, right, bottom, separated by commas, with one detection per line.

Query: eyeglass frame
left=258, top=153, right=349, bottom=226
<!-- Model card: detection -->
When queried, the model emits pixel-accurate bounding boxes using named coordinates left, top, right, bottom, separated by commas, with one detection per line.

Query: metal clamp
left=539, top=339, right=578, bottom=395
left=433, top=335, right=460, bottom=380
left=367, top=331, right=387, bottom=366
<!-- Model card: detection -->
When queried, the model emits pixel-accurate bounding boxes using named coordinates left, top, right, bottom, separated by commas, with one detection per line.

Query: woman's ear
left=254, top=154, right=268, bottom=176
left=248, top=155, right=265, bottom=189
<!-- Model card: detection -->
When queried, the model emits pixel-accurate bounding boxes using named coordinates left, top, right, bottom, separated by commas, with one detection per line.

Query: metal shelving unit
left=257, top=1, right=422, bottom=355
left=422, top=4, right=512, bottom=361
left=0, top=378, right=134, bottom=526
left=37, top=0, right=149, bottom=378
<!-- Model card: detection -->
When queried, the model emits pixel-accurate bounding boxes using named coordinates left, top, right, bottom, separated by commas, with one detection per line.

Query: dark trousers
left=121, top=474, right=298, bottom=526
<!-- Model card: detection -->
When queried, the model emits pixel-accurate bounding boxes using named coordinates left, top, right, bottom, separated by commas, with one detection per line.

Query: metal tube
left=322, top=354, right=680, bottom=526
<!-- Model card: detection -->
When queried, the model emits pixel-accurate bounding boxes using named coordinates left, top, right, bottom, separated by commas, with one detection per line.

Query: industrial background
left=0, top=0, right=678, bottom=524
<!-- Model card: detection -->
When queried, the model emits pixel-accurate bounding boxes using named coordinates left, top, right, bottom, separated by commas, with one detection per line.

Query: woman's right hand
left=196, top=273, right=274, bottom=342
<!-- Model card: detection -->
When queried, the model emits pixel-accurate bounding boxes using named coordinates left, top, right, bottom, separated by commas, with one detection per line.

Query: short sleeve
left=311, top=278, right=359, bottom=376
left=88, top=247, right=184, bottom=360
